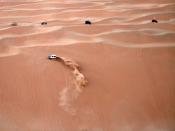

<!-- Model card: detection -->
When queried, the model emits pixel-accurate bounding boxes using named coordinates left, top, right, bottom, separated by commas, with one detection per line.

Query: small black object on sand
left=41, top=22, right=47, bottom=25
left=85, top=20, right=92, bottom=25
left=152, top=19, right=158, bottom=23
left=11, top=22, right=18, bottom=26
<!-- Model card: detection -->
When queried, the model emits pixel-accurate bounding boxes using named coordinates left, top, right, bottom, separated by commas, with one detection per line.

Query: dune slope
left=0, top=0, right=175, bottom=131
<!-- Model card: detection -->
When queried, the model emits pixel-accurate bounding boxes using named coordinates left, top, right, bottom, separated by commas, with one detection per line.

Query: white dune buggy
left=48, top=54, right=57, bottom=60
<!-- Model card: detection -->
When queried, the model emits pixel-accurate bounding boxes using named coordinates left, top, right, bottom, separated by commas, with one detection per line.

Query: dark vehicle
left=152, top=19, right=158, bottom=23
left=85, top=20, right=92, bottom=25
left=41, top=22, right=47, bottom=25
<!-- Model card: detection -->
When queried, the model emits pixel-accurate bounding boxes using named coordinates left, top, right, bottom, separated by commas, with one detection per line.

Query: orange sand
left=0, top=0, right=175, bottom=131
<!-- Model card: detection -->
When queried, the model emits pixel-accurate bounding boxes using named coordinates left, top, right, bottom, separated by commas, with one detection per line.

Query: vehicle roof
left=48, top=54, right=56, bottom=56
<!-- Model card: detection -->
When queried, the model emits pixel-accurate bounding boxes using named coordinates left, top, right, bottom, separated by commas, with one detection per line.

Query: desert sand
left=0, top=0, right=175, bottom=131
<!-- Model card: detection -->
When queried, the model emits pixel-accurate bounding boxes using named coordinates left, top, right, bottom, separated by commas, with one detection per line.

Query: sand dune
left=0, top=0, right=175, bottom=131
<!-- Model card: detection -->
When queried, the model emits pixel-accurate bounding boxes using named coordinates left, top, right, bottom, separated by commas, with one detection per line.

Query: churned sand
left=0, top=0, right=175, bottom=131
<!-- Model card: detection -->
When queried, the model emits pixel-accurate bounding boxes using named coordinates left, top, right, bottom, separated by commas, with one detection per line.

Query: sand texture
left=0, top=0, right=175, bottom=131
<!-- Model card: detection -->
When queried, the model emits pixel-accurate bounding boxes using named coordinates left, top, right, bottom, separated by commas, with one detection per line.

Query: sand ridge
left=0, top=0, right=175, bottom=130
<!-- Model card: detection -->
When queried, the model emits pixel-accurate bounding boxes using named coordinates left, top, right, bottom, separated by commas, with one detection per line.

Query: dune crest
left=0, top=0, right=175, bottom=130
left=0, top=46, right=19, bottom=57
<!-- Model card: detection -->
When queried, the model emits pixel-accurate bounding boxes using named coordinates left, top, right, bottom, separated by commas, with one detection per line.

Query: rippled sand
left=0, top=0, right=175, bottom=131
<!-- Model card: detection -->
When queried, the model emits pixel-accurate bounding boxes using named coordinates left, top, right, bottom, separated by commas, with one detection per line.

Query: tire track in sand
left=54, top=56, right=88, bottom=115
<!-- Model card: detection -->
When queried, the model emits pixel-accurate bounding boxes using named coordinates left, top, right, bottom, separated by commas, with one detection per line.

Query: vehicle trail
left=56, top=56, right=88, bottom=115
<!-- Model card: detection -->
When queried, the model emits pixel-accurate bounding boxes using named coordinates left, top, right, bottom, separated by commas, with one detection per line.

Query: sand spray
left=56, top=56, right=88, bottom=115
